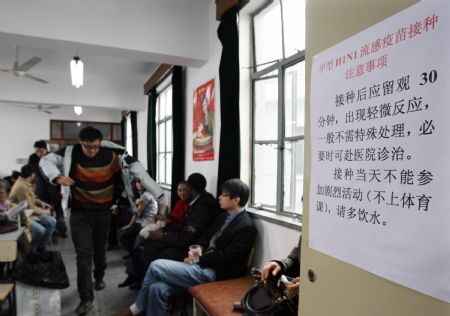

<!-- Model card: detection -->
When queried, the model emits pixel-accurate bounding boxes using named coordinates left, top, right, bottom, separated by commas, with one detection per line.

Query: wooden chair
left=0, top=283, right=15, bottom=316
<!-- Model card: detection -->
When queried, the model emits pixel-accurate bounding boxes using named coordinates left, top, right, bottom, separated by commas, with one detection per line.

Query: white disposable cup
left=189, top=245, right=201, bottom=263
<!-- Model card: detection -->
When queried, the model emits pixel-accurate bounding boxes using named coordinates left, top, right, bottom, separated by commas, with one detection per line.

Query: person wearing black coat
left=28, top=140, right=67, bottom=237
left=119, top=173, right=222, bottom=288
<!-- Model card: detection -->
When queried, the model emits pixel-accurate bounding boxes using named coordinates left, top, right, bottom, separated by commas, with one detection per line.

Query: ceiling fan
left=0, top=46, right=49, bottom=84
left=0, top=100, right=60, bottom=114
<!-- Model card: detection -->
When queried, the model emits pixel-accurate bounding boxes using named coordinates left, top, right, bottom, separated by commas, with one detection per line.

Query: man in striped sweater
left=44, top=126, right=121, bottom=315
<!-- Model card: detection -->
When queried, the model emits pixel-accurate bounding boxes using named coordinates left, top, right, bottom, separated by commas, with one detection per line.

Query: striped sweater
left=70, top=144, right=120, bottom=210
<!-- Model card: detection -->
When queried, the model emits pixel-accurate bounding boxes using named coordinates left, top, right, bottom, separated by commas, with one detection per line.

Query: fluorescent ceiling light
left=70, top=56, right=83, bottom=88
left=74, top=105, right=83, bottom=115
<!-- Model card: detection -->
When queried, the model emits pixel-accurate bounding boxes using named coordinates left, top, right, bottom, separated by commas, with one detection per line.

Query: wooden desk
left=0, top=227, right=25, bottom=263
left=0, top=227, right=23, bottom=316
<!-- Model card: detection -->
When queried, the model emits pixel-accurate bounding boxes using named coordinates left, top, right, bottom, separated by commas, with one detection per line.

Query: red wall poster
left=193, top=79, right=215, bottom=161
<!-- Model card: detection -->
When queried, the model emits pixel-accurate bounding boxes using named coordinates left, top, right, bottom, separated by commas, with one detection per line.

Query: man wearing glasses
left=40, top=126, right=164, bottom=316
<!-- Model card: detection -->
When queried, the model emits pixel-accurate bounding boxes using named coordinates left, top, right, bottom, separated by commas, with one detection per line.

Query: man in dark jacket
left=114, top=178, right=256, bottom=316
left=29, top=140, right=67, bottom=237
left=119, top=173, right=222, bottom=288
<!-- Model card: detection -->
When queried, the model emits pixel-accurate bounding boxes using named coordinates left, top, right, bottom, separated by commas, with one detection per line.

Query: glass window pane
left=63, top=121, right=82, bottom=139
left=166, top=119, right=173, bottom=152
left=158, top=91, right=166, bottom=120
left=112, top=124, right=122, bottom=141
left=158, top=153, right=165, bottom=183
left=158, top=123, right=165, bottom=153
left=165, top=86, right=172, bottom=118
left=91, top=123, right=112, bottom=140
left=126, top=117, right=133, bottom=156
left=51, top=121, right=62, bottom=139
left=284, top=61, right=305, bottom=137
left=254, top=77, right=278, bottom=141
left=254, top=1, right=283, bottom=71
left=283, top=0, right=306, bottom=56
left=253, top=143, right=277, bottom=208
left=283, top=140, right=304, bottom=214
left=166, top=153, right=172, bottom=185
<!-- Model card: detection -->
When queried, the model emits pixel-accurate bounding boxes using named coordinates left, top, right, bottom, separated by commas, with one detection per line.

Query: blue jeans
left=30, top=214, right=56, bottom=251
left=135, top=259, right=216, bottom=316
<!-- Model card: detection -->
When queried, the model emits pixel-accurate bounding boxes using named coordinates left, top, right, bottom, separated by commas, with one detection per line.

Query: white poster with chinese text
left=310, top=0, right=450, bottom=302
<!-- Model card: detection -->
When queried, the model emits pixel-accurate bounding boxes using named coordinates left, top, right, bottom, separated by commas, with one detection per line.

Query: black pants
left=125, top=239, right=187, bottom=283
left=70, top=209, right=110, bottom=300
left=109, top=207, right=133, bottom=247
left=119, top=222, right=143, bottom=254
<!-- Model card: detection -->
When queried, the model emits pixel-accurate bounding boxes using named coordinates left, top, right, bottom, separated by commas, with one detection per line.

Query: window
left=156, top=81, right=173, bottom=186
left=50, top=120, right=122, bottom=146
left=251, top=0, right=305, bottom=216
left=126, top=114, right=133, bottom=156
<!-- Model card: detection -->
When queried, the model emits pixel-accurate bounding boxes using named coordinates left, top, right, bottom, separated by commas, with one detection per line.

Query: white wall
left=184, top=3, right=222, bottom=194
left=137, top=104, right=148, bottom=168
left=0, top=104, right=121, bottom=177
left=251, top=217, right=301, bottom=268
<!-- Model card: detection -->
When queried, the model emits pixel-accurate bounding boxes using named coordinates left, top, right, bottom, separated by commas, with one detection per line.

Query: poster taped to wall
left=193, top=79, right=215, bottom=161
left=309, top=0, right=450, bottom=303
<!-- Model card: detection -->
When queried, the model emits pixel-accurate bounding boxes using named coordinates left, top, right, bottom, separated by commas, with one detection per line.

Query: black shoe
left=122, top=254, right=131, bottom=260
left=118, top=276, right=134, bottom=288
left=129, top=282, right=141, bottom=291
left=75, top=298, right=93, bottom=315
left=95, top=280, right=105, bottom=291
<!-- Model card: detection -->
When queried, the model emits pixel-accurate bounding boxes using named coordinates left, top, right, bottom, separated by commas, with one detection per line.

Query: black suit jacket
left=197, top=210, right=256, bottom=281
left=161, top=191, right=222, bottom=248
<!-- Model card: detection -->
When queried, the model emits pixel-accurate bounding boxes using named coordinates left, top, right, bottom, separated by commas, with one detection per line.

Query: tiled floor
left=58, top=225, right=137, bottom=315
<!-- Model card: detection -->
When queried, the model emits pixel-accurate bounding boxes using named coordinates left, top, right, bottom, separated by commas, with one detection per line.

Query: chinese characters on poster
left=310, top=0, right=450, bottom=303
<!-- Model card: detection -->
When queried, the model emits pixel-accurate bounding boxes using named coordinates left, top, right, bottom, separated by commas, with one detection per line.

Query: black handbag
left=13, top=250, right=70, bottom=289
left=241, top=268, right=298, bottom=316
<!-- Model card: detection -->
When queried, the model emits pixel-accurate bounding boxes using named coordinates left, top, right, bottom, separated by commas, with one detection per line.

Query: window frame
left=250, top=1, right=305, bottom=218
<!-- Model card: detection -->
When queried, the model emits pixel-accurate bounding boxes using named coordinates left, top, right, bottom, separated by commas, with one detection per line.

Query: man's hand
left=148, top=229, right=164, bottom=240
left=42, top=208, right=52, bottom=216
left=55, top=176, right=75, bottom=186
left=284, top=277, right=300, bottom=296
left=262, top=261, right=282, bottom=283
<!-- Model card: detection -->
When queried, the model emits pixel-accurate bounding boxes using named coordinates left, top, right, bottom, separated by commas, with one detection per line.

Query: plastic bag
left=13, top=250, right=70, bottom=289
left=16, top=282, right=61, bottom=316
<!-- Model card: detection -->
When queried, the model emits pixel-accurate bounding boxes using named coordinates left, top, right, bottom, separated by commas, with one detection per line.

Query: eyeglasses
left=81, top=143, right=100, bottom=150
left=220, top=193, right=231, bottom=198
